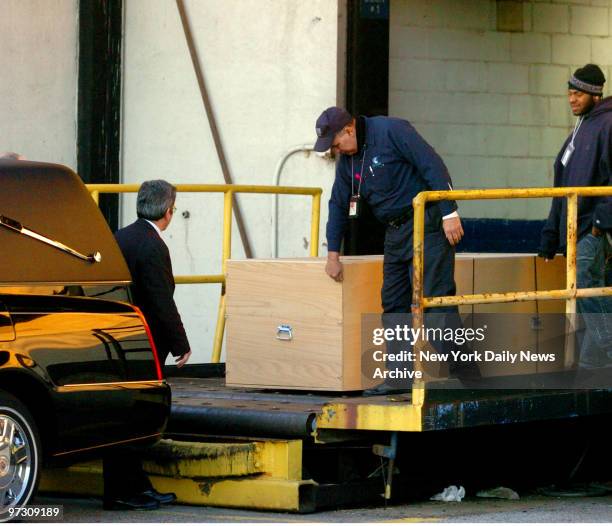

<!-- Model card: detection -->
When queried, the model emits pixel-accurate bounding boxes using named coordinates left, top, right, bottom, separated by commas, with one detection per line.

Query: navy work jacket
left=326, top=116, right=457, bottom=252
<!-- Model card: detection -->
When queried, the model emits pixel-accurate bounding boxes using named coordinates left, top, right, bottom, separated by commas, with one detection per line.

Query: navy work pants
left=382, top=219, right=456, bottom=315
left=379, top=217, right=469, bottom=383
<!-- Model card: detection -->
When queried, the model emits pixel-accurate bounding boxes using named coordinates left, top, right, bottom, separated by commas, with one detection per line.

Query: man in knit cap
left=539, top=64, right=612, bottom=369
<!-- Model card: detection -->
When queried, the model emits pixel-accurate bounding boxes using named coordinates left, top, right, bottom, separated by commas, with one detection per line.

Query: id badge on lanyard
left=561, top=142, right=575, bottom=167
left=562, top=117, right=582, bottom=167
left=349, top=194, right=361, bottom=218
left=348, top=147, right=367, bottom=219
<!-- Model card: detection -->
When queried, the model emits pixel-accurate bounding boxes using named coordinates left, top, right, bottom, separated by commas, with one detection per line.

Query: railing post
left=310, top=192, right=321, bottom=257
left=564, top=193, right=579, bottom=368
left=222, top=190, right=234, bottom=271
left=211, top=190, right=234, bottom=364
left=411, top=194, right=427, bottom=402
left=211, top=294, right=227, bottom=364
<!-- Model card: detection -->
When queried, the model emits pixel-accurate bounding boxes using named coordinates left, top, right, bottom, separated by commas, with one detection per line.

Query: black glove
left=537, top=251, right=555, bottom=260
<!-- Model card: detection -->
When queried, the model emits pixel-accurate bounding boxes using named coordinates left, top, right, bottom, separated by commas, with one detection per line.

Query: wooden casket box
left=225, top=255, right=567, bottom=391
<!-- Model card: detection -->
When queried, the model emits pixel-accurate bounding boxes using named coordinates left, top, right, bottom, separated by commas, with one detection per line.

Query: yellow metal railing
left=87, top=183, right=322, bottom=363
left=411, top=186, right=612, bottom=389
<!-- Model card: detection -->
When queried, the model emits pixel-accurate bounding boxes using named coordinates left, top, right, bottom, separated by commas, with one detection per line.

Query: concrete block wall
left=390, top=0, right=612, bottom=220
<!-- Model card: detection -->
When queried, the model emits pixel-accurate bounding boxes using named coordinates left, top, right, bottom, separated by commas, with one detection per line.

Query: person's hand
left=443, top=216, right=464, bottom=246
left=537, top=251, right=554, bottom=262
left=326, top=252, right=343, bottom=282
left=175, top=350, right=192, bottom=367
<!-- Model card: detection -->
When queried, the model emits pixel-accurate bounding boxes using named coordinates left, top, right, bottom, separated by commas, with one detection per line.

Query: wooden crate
left=470, top=254, right=567, bottom=377
left=225, top=254, right=567, bottom=390
left=455, top=254, right=474, bottom=316
left=535, top=256, right=567, bottom=373
left=471, top=254, right=539, bottom=377
left=227, top=255, right=475, bottom=391
left=226, top=256, right=384, bottom=391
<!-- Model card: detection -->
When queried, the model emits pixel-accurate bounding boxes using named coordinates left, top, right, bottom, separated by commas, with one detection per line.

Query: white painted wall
left=0, top=0, right=78, bottom=166
left=121, top=0, right=342, bottom=364
left=389, top=0, right=612, bottom=220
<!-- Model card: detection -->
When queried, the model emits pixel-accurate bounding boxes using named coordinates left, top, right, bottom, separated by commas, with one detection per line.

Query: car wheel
left=0, top=390, right=41, bottom=519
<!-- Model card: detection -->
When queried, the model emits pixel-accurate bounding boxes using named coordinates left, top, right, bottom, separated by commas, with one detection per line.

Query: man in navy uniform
left=313, top=107, right=474, bottom=392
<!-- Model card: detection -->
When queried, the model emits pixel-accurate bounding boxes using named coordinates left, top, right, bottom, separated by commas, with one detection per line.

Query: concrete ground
left=35, top=493, right=612, bottom=523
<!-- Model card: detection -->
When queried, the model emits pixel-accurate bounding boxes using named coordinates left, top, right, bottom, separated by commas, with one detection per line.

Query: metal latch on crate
left=276, top=324, right=293, bottom=341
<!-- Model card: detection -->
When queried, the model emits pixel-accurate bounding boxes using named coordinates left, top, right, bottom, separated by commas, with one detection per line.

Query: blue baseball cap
left=313, top=107, right=353, bottom=152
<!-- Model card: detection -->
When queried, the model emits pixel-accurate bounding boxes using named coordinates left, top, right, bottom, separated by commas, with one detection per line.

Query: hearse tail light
left=131, top=305, right=163, bottom=381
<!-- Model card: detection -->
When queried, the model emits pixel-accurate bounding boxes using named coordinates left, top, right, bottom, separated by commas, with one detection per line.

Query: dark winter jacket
left=539, top=97, right=612, bottom=258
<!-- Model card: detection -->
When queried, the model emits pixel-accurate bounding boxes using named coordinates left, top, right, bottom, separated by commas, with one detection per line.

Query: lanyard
left=561, top=116, right=583, bottom=167
left=570, top=116, right=584, bottom=147
left=350, top=146, right=367, bottom=197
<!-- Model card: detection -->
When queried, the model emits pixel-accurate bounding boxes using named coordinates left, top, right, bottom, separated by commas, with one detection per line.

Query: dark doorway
left=344, top=0, right=389, bottom=256
left=77, top=0, right=122, bottom=232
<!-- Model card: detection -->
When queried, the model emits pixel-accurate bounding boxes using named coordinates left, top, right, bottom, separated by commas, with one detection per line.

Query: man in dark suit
left=103, top=180, right=191, bottom=511
left=115, top=179, right=192, bottom=367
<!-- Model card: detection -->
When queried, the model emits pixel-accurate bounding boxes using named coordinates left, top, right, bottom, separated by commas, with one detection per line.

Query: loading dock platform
left=40, top=376, right=612, bottom=512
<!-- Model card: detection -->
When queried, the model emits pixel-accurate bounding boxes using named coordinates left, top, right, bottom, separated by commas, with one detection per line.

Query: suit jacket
left=115, top=218, right=190, bottom=366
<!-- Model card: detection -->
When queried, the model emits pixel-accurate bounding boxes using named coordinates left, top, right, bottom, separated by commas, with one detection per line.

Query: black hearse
left=0, top=161, right=170, bottom=515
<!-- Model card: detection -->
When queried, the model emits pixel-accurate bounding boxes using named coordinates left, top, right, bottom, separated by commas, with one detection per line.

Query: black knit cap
left=568, top=64, right=606, bottom=95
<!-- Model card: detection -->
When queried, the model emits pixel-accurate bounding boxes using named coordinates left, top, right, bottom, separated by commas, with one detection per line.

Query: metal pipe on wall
left=272, top=145, right=314, bottom=257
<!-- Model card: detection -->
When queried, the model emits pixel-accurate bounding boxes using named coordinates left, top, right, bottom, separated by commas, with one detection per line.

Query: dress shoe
left=141, top=488, right=177, bottom=505
left=103, top=494, right=160, bottom=511
left=362, top=383, right=412, bottom=396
